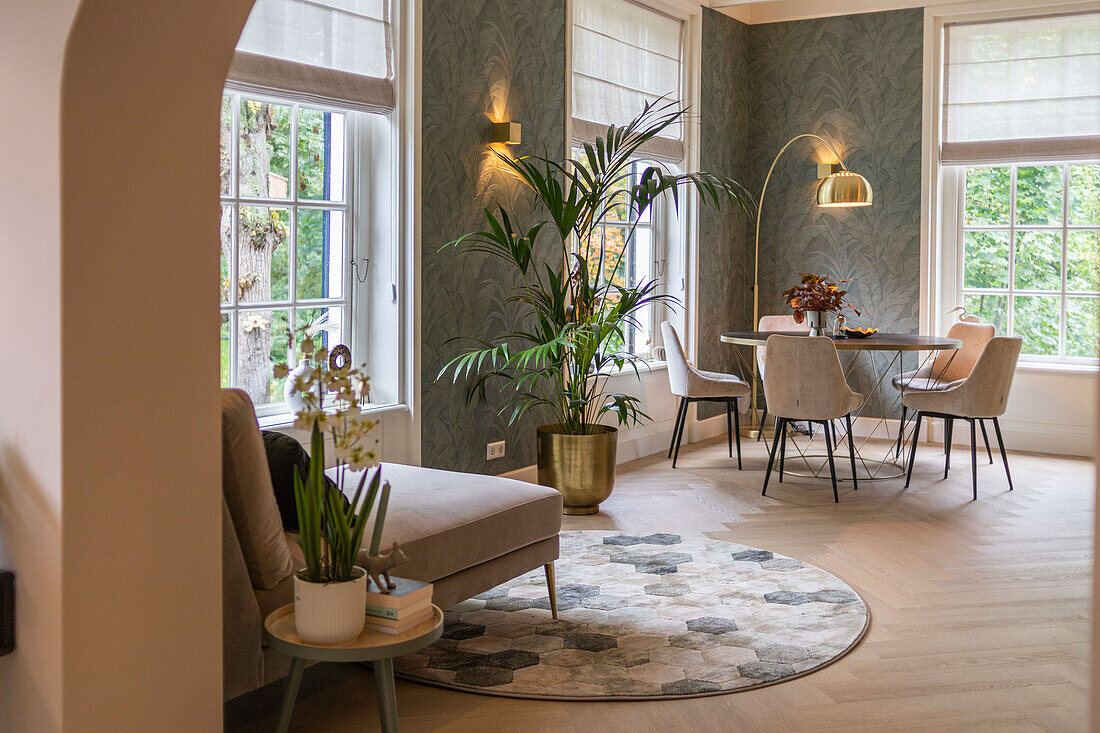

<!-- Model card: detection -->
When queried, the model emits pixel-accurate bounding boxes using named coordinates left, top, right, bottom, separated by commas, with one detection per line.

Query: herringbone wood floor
left=227, top=436, right=1094, bottom=732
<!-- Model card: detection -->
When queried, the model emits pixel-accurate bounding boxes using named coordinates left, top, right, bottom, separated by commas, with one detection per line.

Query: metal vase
left=804, top=310, right=827, bottom=337
left=536, top=424, right=618, bottom=515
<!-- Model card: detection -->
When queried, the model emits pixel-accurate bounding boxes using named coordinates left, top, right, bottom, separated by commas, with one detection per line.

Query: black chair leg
left=993, top=417, right=1013, bottom=491
left=823, top=421, right=839, bottom=503
left=944, top=417, right=954, bottom=479
left=762, top=418, right=784, bottom=496
left=969, top=418, right=978, bottom=500
left=732, top=399, right=742, bottom=470
left=726, top=401, right=733, bottom=458
left=846, top=413, right=858, bottom=492
left=979, top=419, right=993, bottom=464
left=895, top=404, right=907, bottom=458
left=671, top=400, right=689, bottom=468
left=905, top=411, right=923, bottom=488
left=756, top=407, right=768, bottom=442
left=778, top=420, right=787, bottom=483
left=668, top=398, right=685, bottom=458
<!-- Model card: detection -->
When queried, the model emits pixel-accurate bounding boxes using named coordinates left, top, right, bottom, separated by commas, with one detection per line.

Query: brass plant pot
left=536, top=424, right=618, bottom=515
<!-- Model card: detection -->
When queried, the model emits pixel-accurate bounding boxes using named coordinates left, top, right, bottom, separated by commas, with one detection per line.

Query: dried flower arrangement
left=781, top=273, right=861, bottom=324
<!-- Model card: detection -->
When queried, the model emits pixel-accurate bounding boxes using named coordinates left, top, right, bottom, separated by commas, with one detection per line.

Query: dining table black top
left=719, top=331, right=962, bottom=352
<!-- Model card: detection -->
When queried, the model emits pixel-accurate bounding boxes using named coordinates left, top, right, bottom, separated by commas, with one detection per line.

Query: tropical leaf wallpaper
left=420, top=4, right=922, bottom=470
left=746, top=9, right=924, bottom=417
left=421, top=0, right=566, bottom=472
left=697, top=8, right=752, bottom=420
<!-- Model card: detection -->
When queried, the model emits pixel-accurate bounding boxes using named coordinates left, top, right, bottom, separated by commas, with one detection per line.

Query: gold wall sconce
left=815, top=162, right=872, bottom=208
left=492, top=122, right=522, bottom=145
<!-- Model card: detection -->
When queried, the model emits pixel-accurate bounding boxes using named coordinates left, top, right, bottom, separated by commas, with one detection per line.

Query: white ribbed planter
left=293, top=567, right=368, bottom=645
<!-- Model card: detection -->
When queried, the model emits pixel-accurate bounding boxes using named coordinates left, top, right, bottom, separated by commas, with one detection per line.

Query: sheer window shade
left=942, top=12, right=1100, bottom=164
left=230, top=0, right=393, bottom=113
left=572, top=0, right=684, bottom=161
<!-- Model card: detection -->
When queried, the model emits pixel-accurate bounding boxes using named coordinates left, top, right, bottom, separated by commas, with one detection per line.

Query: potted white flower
left=274, top=337, right=389, bottom=645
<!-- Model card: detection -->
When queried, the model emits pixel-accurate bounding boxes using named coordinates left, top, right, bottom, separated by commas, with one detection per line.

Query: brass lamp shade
left=817, top=170, right=872, bottom=207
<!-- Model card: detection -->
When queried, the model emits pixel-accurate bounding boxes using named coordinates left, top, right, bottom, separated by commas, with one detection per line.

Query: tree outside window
left=220, top=93, right=350, bottom=407
left=961, top=162, right=1100, bottom=361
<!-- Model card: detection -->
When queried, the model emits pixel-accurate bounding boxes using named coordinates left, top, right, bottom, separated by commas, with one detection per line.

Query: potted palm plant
left=440, top=101, right=755, bottom=514
left=275, top=337, right=390, bottom=645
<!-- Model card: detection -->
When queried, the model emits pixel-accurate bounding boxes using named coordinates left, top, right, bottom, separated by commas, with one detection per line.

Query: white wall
left=0, top=1, right=74, bottom=728
left=0, top=0, right=256, bottom=729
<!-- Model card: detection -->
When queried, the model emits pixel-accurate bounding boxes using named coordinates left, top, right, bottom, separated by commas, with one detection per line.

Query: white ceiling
left=701, top=0, right=929, bottom=25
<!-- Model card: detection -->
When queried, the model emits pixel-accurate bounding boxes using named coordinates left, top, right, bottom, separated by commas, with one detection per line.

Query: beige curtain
left=230, top=0, right=393, bottom=113
left=572, top=0, right=684, bottom=160
left=942, top=11, right=1100, bottom=164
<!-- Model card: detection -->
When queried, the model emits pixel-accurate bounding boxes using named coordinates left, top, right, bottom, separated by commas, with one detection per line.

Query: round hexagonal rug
left=394, top=530, right=869, bottom=700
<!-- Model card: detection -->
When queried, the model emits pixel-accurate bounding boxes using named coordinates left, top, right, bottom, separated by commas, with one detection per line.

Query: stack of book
left=364, top=577, right=434, bottom=635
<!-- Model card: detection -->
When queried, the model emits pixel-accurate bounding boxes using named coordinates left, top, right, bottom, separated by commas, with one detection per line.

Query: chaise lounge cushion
left=222, top=389, right=295, bottom=589
left=334, top=463, right=563, bottom=582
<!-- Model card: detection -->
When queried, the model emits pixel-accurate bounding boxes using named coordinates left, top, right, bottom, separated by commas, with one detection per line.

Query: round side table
left=264, top=604, right=444, bottom=733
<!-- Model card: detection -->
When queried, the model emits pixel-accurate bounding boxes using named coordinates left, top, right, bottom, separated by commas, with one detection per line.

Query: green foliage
left=964, top=164, right=1100, bottom=359
left=293, top=422, right=383, bottom=583
left=964, top=167, right=1009, bottom=225
left=1015, top=166, right=1063, bottom=225
left=963, top=231, right=1009, bottom=289
left=438, top=101, right=756, bottom=434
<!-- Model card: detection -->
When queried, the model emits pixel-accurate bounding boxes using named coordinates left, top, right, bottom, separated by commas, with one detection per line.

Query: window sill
left=1015, top=361, right=1098, bottom=376
left=257, top=401, right=410, bottom=430
left=598, top=360, right=668, bottom=378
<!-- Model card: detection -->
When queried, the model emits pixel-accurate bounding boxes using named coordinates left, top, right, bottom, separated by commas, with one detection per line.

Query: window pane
left=1067, top=231, right=1100, bottom=292
left=606, top=176, right=630, bottom=222
left=238, top=99, right=291, bottom=198
left=238, top=206, right=289, bottom=303
left=297, top=209, right=345, bottom=300
left=1013, top=295, right=1060, bottom=356
left=296, top=306, right=345, bottom=357
left=237, top=309, right=290, bottom=406
left=1015, top=165, right=1063, bottom=226
left=220, top=313, right=232, bottom=388
left=582, top=230, right=602, bottom=282
left=1013, top=230, right=1062, bottom=291
left=963, top=230, right=1009, bottom=289
left=297, top=108, right=346, bottom=202
left=1066, top=297, right=1099, bottom=358
left=220, top=95, right=233, bottom=196
left=603, top=226, right=628, bottom=287
left=963, top=292, right=1007, bottom=334
left=964, top=166, right=1010, bottom=225
left=1070, top=164, right=1100, bottom=226
left=220, top=205, right=233, bottom=304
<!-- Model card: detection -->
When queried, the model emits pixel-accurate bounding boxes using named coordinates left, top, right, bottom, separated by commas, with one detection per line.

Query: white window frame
left=565, top=0, right=700, bottom=367
left=947, top=161, right=1100, bottom=365
left=220, top=89, right=375, bottom=418
left=921, top=0, right=1099, bottom=373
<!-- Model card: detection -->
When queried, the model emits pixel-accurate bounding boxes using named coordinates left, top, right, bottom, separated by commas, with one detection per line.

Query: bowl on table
left=844, top=327, right=878, bottom=339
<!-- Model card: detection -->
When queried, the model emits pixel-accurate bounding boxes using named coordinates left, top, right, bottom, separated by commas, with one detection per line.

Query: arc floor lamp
left=746, top=133, right=873, bottom=436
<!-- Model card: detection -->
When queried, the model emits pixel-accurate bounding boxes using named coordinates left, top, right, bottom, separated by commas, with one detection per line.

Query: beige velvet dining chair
left=892, top=321, right=996, bottom=459
left=761, top=335, right=863, bottom=502
left=755, top=315, right=810, bottom=442
left=903, top=337, right=1022, bottom=500
left=662, top=321, right=750, bottom=469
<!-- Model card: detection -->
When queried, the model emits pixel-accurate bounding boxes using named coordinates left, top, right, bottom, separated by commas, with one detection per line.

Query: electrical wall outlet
left=486, top=440, right=506, bottom=460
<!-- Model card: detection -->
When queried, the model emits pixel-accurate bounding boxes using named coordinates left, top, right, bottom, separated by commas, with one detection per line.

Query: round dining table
left=719, top=330, right=962, bottom=481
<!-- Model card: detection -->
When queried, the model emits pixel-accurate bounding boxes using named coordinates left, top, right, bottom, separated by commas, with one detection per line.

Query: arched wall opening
left=0, top=0, right=258, bottom=729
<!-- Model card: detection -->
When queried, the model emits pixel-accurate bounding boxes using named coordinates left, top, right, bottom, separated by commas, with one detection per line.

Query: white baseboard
left=499, top=463, right=538, bottom=483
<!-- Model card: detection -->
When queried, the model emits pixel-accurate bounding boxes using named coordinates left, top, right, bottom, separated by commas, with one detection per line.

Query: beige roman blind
left=230, top=0, right=393, bottom=113
left=572, top=0, right=684, bottom=161
left=942, top=12, right=1100, bottom=164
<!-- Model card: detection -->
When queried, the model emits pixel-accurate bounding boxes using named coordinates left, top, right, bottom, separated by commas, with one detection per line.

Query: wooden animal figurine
left=361, top=543, right=408, bottom=593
